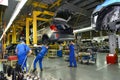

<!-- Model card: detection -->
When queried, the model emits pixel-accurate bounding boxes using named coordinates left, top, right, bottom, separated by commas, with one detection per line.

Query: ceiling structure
left=0, top=0, right=103, bottom=37
left=66, top=0, right=103, bottom=29
left=0, top=0, right=18, bottom=37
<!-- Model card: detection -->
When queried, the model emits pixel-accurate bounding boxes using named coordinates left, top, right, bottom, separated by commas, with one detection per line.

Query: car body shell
left=30, top=20, right=75, bottom=44
left=91, top=0, right=120, bottom=31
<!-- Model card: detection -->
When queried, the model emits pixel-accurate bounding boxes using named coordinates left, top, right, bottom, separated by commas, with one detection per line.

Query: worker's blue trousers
left=18, top=56, right=27, bottom=72
left=69, top=56, right=77, bottom=67
left=33, top=55, right=43, bottom=69
left=22, top=59, right=27, bottom=72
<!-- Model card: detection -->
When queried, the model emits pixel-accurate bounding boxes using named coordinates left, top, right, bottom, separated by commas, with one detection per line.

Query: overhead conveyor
left=1, top=0, right=63, bottom=47
left=19, top=0, right=62, bottom=45
left=5, top=24, right=23, bottom=46
left=26, top=10, right=55, bottom=45
left=25, top=0, right=62, bottom=45
left=32, top=11, right=54, bottom=45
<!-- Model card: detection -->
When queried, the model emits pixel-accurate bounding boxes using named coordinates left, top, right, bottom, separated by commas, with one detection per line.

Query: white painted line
left=96, top=64, right=111, bottom=71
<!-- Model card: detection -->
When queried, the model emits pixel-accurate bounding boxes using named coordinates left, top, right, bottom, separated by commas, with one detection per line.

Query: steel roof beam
left=76, top=0, right=97, bottom=7
left=37, top=18, right=52, bottom=22
left=49, top=0, right=62, bottom=9
left=32, top=1, right=48, bottom=9
left=84, top=2, right=100, bottom=10
left=73, top=0, right=85, bottom=5
left=59, top=3, right=91, bottom=17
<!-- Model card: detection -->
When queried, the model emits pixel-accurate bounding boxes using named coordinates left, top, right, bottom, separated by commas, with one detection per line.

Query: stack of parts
left=0, top=71, right=8, bottom=80
left=2, top=64, right=41, bottom=80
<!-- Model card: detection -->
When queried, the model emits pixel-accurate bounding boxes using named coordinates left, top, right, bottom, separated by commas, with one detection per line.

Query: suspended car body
left=91, top=0, right=120, bottom=31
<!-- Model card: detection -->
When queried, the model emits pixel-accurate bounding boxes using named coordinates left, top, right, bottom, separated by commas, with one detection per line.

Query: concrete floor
left=27, top=53, right=120, bottom=80
left=0, top=53, right=120, bottom=80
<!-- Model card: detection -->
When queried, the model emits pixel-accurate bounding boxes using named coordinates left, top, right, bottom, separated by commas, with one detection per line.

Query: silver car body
left=31, top=18, right=75, bottom=43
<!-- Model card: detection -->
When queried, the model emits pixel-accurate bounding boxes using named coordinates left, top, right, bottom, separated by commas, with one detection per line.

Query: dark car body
left=91, top=0, right=120, bottom=31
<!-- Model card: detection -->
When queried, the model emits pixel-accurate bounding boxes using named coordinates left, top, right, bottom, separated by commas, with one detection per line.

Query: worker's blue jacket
left=69, top=44, right=75, bottom=58
left=16, top=44, right=30, bottom=65
left=37, top=46, right=48, bottom=58
left=33, top=46, right=48, bottom=70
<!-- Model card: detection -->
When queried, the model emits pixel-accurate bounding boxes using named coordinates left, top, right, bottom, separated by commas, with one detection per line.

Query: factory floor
left=0, top=53, right=120, bottom=80
left=27, top=53, right=120, bottom=80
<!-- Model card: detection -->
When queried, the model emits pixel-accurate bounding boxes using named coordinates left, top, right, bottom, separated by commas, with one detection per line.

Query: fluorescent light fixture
left=73, top=26, right=94, bottom=33
left=0, top=0, right=28, bottom=41
left=0, top=0, right=8, bottom=6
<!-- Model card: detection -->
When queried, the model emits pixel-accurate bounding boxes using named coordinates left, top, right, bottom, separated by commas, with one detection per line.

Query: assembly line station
left=0, top=0, right=120, bottom=80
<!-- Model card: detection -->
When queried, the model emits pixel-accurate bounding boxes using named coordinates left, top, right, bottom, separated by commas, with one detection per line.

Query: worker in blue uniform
left=33, top=44, right=48, bottom=72
left=15, top=40, right=32, bottom=71
left=68, top=40, right=77, bottom=67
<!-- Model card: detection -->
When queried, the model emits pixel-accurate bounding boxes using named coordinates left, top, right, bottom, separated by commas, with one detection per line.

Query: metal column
left=7, top=33, right=12, bottom=46
left=26, top=18, right=32, bottom=45
left=33, top=12, right=38, bottom=45
left=12, top=25, right=16, bottom=43
left=108, top=32, right=117, bottom=54
left=118, top=35, right=120, bottom=49
left=2, top=22, right=6, bottom=58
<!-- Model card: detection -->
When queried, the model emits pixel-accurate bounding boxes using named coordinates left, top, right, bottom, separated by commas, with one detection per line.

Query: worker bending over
left=33, top=44, right=48, bottom=72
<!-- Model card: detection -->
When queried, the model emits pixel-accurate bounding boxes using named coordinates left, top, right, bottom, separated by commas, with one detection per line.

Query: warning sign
left=0, top=0, right=8, bottom=6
